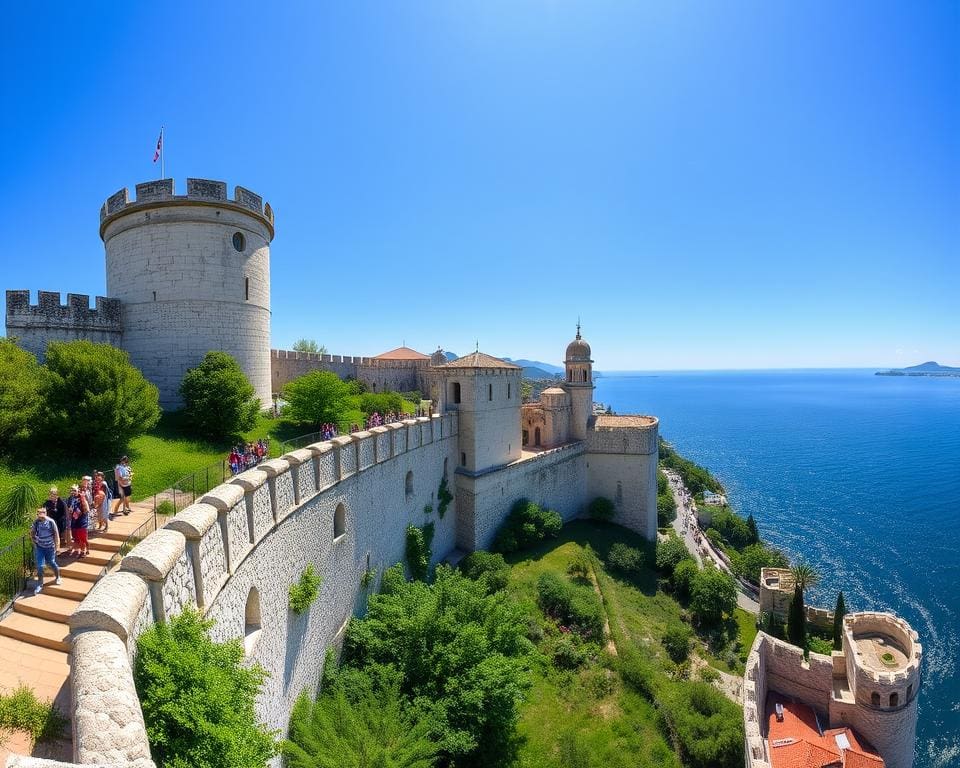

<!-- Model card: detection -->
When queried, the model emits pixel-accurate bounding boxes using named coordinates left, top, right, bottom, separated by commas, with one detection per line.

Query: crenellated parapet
left=5, top=290, right=123, bottom=360
left=64, top=413, right=460, bottom=767
left=99, top=178, right=274, bottom=238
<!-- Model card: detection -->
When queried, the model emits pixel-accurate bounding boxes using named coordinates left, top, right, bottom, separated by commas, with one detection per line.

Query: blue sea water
left=594, top=370, right=960, bottom=768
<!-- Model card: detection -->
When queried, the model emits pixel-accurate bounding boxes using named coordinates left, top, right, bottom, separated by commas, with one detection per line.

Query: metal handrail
left=0, top=533, right=34, bottom=618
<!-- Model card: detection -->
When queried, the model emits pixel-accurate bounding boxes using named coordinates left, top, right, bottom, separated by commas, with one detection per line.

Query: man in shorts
left=114, top=456, right=133, bottom=515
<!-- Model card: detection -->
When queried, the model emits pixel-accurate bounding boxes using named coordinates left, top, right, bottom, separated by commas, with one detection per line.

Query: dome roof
left=542, top=387, right=567, bottom=396
left=565, top=324, right=592, bottom=361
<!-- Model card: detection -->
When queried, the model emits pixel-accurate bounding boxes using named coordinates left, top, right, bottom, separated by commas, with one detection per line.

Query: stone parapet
left=5, top=290, right=123, bottom=361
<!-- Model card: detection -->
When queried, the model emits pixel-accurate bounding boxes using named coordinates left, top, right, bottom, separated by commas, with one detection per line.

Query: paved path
left=663, top=469, right=759, bottom=614
left=0, top=500, right=159, bottom=764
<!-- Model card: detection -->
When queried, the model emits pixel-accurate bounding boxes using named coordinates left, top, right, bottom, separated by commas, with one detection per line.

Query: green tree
left=655, top=534, right=692, bottom=575
left=672, top=559, right=699, bottom=600
left=734, top=543, right=788, bottom=583
left=405, top=523, right=434, bottom=582
left=179, top=351, right=260, bottom=439
left=745, top=514, right=760, bottom=545
left=790, top=562, right=820, bottom=594
left=663, top=681, right=744, bottom=768
left=0, top=475, right=41, bottom=528
left=492, top=499, right=562, bottom=554
left=689, top=567, right=737, bottom=626
left=832, top=591, right=847, bottom=651
left=787, top=584, right=806, bottom=649
left=663, top=624, right=692, bottom=663
left=133, top=607, right=276, bottom=768
left=282, top=371, right=354, bottom=429
left=40, top=340, right=160, bottom=454
left=344, top=564, right=531, bottom=767
left=459, top=551, right=510, bottom=593
left=282, top=684, right=438, bottom=768
left=0, top=340, right=42, bottom=450
left=292, top=339, right=328, bottom=355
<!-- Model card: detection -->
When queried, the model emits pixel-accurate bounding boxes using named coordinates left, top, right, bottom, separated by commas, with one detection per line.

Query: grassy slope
left=506, top=522, right=683, bottom=768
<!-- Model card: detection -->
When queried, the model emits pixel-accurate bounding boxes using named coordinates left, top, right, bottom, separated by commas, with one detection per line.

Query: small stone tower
left=564, top=324, right=594, bottom=440
left=99, top=179, right=274, bottom=408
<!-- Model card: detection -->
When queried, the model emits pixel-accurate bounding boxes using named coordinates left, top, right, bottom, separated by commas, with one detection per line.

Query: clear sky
left=1, top=1, right=957, bottom=370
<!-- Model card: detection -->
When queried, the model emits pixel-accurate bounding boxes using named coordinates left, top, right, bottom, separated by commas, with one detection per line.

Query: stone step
left=58, top=560, right=103, bottom=583
left=42, top=577, right=94, bottom=601
left=0, top=613, right=71, bottom=653
left=86, top=537, right=124, bottom=553
left=66, top=549, right=112, bottom=567
left=14, top=594, right=79, bottom=625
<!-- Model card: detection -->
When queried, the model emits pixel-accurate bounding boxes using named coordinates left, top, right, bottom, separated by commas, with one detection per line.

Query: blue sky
left=1, top=1, right=957, bottom=369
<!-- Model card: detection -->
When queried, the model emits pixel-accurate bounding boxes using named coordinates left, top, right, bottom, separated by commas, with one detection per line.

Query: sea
left=594, top=369, right=960, bottom=768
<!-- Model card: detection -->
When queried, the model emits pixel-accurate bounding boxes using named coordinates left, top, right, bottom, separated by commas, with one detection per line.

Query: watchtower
left=99, top=178, right=274, bottom=408
left=564, top=324, right=594, bottom=440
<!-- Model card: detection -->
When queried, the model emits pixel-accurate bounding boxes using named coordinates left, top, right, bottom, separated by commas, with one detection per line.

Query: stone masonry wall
left=63, top=414, right=459, bottom=768
left=5, top=290, right=122, bottom=361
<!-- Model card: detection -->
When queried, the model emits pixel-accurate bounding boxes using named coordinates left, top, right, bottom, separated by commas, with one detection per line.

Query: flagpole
left=160, top=126, right=164, bottom=180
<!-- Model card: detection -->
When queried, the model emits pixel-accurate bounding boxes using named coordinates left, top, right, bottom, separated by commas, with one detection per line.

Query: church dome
left=565, top=325, right=592, bottom=361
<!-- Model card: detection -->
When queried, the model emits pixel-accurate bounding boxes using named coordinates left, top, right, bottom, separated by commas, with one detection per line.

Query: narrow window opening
left=522, top=429, right=529, bottom=446
left=334, top=503, right=346, bottom=539
left=405, top=470, right=414, bottom=500
left=871, top=692, right=880, bottom=707
left=889, top=692, right=899, bottom=707
left=152, top=290, right=157, bottom=301
left=488, top=383, right=493, bottom=401
left=534, top=427, right=541, bottom=447
left=245, top=276, right=250, bottom=301
left=508, top=383, right=511, bottom=399
left=452, top=382, right=461, bottom=404
left=244, top=587, right=262, bottom=656
left=568, top=370, right=573, bottom=382
left=906, top=684, right=913, bottom=702
left=460, top=452, right=466, bottom=467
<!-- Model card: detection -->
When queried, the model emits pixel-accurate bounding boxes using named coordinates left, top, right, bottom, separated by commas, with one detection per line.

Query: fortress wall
left=743, top=633, right=771, bottom=768
left=586, top=451, right=658, bottom=541
left=5, top=290, right=123, bottom=361
left=270, top=349, right=358, bottom=392
left=270, top=350, right=433, bottom=395
left=454, top=443, right=587, bottom=551
left=66, top=413, right=459, bottom=768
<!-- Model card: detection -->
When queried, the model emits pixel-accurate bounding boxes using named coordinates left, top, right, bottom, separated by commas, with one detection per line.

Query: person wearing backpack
left=31, top=506, right=62, bottom=594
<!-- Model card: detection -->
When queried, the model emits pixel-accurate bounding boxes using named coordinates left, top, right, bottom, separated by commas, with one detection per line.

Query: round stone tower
left=841, top=612, right=922, bottom=768
left=564, top=324, right=594, bottom=441
left=100, top=178, right=274, bottom=408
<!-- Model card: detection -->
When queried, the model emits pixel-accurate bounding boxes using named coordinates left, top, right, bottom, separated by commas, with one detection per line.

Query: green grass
left=734, top=607, right=758, bottom=663
left=506, top=522, right=680, bottom=768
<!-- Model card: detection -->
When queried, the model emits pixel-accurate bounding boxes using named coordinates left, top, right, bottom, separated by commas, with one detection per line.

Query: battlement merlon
left=6, top=290, right=123, bottom=330
left=99, top=178, right=274, bottom=239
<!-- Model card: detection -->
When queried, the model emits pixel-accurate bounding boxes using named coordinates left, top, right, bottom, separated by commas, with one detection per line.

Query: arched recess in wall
left=334, top=502, right=346, bottom=539
left=871, top=692, right=880, bottom=707
left=244, top=587, right=262, bottom=657
left=405, top=470, right=414, bottom=500
left=889, top=692, right=899, bottom=708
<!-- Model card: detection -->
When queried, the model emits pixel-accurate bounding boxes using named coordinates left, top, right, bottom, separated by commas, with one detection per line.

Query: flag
left=152, top=130, right=163, bottom=163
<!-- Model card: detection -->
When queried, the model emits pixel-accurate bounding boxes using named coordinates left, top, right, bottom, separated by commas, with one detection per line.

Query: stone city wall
left=270, top=349, right=432, bottom=395
left=5, top=290, right=123, bottom=361
left=455, top=443, right=588, bottom=551
left=59, top=413, right=459, bottom=768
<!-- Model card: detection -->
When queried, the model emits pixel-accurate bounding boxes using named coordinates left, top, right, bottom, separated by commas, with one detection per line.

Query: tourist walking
left=68, top=484, right=90, bottom=557
left=114, top=456, right=133, bottom=515
left=94, top=470, right=112, bottom=531
left=43, top=486, right=70, bottom=550
left=31, top=506, right=62, bottom=594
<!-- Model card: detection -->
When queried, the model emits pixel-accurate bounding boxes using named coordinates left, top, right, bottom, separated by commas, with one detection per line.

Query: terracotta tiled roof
left=594, top=415, right=657, bottom=428
left=373, top=346, right=430, bottom=361
left=766, top=695, right=883, bottom=768
left=436, top=352, right=521, bottom=370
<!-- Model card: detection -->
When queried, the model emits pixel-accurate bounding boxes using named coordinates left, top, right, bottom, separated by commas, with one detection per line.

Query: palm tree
left=791, top=562, right=820, bottom=594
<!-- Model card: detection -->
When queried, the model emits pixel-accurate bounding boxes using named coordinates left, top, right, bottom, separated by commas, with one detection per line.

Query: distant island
left=876, top=361, right=960, bottom=377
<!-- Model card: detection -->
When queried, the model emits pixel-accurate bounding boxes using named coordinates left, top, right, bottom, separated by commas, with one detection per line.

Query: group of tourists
left=319, top=423, right=339, bottom=441
left=228, top=439, right=270, bottom=475
left=30, top=457, right=135, bottom=594
left=347, top=411, right=408, bottom=433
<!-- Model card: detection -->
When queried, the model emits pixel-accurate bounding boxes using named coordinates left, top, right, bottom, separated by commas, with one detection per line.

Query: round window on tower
left=232, top=231, right=246, bottom=252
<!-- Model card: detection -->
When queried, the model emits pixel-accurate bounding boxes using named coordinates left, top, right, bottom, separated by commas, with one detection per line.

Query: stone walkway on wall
left=0, top=501, right=157, bottom=765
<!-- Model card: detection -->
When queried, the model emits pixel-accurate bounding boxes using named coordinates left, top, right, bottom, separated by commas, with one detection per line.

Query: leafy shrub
left=437, top=475, right=453, bottom=518
left=493, top=499, right=562, bottom=553
left=552, top=634, right=592, bottom=670
left=655, top=534, right=692, bottom=575
left=657, top=491, right=678, bottom=527
left=459, top=551, right=510, bottom=593
left=660, top=680, right=744, bottom=768
left=360, top=568, right=377, bottom=590
left=689, top=567, right=738, bottom=626
left=179, top=351, right=260, bottom=439
left=0, top=340, right=41, bottom=450
left=282, top=679, right=439, bottom=768
left=0, top=475, right=41, bottom=528
left=698, top=665, right=720, bottom=683
left=40, top=340, right=160, bottom=454
left=282, top=371, right=355, bottom=429
left=707, top=507, right=753, bottom=550
left=289, top=564, right=322, bottom=614
left=134, top=607, right=276, bottom=768
left=358, top=392, right=410, bottom=419
left=567, top=545, right=595, bottom=580
left=587, top=496, right=615, bottom=521
left=731, top=542, right=789, bottom=583
left=663, top=624, right=692, bottom=663
left=807, top=636, right=834, bottom=656
left=535, top=572, right=604, bottom=642
left=0, top=684, right=66, bottom=743
left=156, top=500, right=176, bottom=517
left=343, top=564, right=531, bottom=766
left=405, top=522, right=434, bottom=582
left=607, top=542, right=645, bottom=575
left=672, top=559, right=699, bottom=600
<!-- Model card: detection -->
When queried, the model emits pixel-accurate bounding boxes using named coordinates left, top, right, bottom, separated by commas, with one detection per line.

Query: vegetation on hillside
left=281, top=371, right=416, bottom=431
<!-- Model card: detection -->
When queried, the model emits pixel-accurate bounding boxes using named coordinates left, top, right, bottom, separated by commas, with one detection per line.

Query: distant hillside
left=502, top=358, right=563, bottom=376
left=876, top=361, right=960, bottom=377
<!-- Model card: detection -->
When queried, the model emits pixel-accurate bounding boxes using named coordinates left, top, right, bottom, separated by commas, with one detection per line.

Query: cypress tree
left=832, top=591, right=847, bottom=651
left=746, top=513, right=760, bottom=545
left=787, top=584, right=806, bottom=649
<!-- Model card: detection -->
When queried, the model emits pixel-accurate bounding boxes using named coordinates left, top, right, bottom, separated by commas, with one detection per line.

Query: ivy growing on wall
left=437, top=475, right=453, bottom=519
left=288, top=564, right=322, bottom=615
left=404, top=522, right=434, bottom=582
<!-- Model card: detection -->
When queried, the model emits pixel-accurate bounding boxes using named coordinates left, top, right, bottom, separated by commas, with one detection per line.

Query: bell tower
left=564, top=323, right=594, bottom=441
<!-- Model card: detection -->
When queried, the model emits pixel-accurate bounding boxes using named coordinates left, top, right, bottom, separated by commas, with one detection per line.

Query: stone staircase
left=0, top=503, right=156, bottom=763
